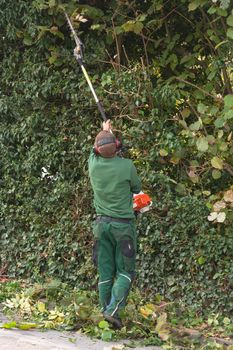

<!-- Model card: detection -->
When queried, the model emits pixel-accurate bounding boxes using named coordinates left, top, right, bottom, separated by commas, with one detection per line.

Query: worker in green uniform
left=88, top=120, right=141, bottom=329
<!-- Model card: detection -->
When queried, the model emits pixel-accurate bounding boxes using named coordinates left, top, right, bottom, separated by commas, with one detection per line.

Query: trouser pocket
left=111, top=222, right=137, bottom=275
left=120, top=239, right=136, bottom=274
left=120, top=240, right=135, bottom=258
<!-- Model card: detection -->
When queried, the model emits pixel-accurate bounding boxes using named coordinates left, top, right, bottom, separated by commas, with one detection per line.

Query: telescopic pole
left=65, top=12, right=107, bottom=121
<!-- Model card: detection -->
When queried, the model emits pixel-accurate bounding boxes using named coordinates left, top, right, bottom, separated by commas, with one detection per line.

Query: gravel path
left=0, top=313, right=162, bottom=350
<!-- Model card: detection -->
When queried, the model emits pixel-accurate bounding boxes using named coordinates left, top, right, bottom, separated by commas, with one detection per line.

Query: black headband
left=97, top=137, right=115, bottom=147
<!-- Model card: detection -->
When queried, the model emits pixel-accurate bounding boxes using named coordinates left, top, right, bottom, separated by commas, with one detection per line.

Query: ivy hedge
left=0, top=0, right=232, bottom=315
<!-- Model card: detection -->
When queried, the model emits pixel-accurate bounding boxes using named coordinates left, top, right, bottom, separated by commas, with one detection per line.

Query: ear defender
left=93, top=137, right=122, bottom=155
left=115, top=138, right=122, bottom=151
left=93, top=145, right=100, bottom=155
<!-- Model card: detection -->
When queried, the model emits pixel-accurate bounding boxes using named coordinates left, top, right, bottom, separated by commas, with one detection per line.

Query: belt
left=95, top=215, right=132, bottom=224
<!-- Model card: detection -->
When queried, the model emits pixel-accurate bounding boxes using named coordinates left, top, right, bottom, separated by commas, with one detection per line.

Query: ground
left=0, top=313, right=162, bottom=350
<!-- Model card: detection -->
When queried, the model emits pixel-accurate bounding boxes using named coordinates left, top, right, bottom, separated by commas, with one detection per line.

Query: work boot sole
left=103, top=314, right=122, bottom=329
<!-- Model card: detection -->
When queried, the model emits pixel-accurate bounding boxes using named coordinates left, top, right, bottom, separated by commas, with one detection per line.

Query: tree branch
left=175, top=77, right=221, bottom=101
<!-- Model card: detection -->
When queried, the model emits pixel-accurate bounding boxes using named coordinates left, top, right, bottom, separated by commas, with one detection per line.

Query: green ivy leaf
left=122, top=20, right=143, bottom=34
left=197, top=103, right=207, bottom=114
left=206, top=135, right=215, bottom=144
left=23, top=34, right=33, bottom=46
left=214, top=117, right=225, bottom=128
left=207, top=6, right=216, bottom=15
left=196, top=137, right=209, bottom=152
left=188, top=0, right=200, bottom=11
left=224, top=110, right=233, bottom=120
left=198, top=256, right=206, bottom=265
left=227, top=28, right=233, bottom=39
left=212, top=170, right=221, bottom=179
left=188, top=0, right=207, bottom=11
left=219, top=142, right=228, bottom=151
left=175, top=183, right=186, bottom=195
left=101, top=329, right=113, bottom=341
left=49, top=0, right=56, bottom=7
left=181, top=108, right=191, bottom=118
left=189, top=120, right=201, bottom=131
left=227, top=15, right=233, bottom=26
left=48, top=54, right=58, bottom=64
left=216, top=8, right=227, bottom=16
left=224, top=94, right=233, bottom=108
left=98, top=320, right=109, bottom=329
left=211, top=156, right=223, bottom=169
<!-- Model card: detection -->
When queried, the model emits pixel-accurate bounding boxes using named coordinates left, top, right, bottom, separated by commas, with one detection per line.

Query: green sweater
left=88, top=151, right=141, bottom=219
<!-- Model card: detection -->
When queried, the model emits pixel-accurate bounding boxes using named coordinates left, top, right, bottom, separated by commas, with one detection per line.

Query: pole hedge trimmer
left=65, top=13, right=152, bottom=214
left=65, top=12, right=107, bottom=122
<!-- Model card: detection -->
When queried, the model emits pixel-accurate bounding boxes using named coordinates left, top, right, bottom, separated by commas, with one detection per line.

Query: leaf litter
left=0, top=279, right=232, bottom=350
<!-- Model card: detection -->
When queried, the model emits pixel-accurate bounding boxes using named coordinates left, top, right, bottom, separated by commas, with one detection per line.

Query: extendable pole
left=74, top=51, right=107, bottom=121
left=65, top=12, right=107, bottom=121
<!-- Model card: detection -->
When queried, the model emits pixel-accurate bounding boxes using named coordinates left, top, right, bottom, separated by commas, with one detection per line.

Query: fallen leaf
left=37, top=302, right=46, bottom=313
left=213, top=201, right=226, bottom=212
left=18, top=323, right=38, bottom=330
left=0, top=321, right=17, bottom=329
left=224, top=190, right=233, bottom=203
left=207, top=212, right=218, bottom=221
left=155, top=312, right=170, bottom=341
left=216, top=212, right=226, bottom=223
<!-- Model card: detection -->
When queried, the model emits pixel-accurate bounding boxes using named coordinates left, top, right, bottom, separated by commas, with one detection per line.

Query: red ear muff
left=93, top=145, right=100, bottom=155
left=93, top=135, right=122, bottom=156
left=115, top=138, right=122, bottom=150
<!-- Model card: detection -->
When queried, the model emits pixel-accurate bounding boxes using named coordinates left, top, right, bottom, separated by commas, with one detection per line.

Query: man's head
left=95, top=131, right=117, bottom=158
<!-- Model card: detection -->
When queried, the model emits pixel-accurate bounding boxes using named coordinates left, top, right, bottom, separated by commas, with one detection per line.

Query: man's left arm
left=130, top=162, right=141, bottom=194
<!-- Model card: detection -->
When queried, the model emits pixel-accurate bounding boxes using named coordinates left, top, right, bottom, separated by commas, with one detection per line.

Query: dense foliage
left=0, top=0, right=232, bottom=314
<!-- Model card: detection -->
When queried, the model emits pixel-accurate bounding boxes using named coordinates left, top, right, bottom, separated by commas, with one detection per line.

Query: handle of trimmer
left=97, top=101, right=107, bottom=121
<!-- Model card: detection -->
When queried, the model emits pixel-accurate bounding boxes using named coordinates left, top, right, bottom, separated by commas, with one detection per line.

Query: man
left=88, top=119, right=141, bottom=329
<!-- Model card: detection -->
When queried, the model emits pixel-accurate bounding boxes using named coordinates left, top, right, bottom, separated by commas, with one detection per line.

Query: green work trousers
left=93, top=220, right=137, bottom=317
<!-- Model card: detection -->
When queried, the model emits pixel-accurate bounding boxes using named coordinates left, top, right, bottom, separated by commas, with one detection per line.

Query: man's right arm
left=89, top=119, right=111, bottom=170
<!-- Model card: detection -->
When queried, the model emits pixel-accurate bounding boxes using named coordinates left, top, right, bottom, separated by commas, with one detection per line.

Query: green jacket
left=88, top=151, right=141, bottom=219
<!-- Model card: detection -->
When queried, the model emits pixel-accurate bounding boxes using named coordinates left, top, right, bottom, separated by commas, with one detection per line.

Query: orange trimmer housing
left=133, top=192, right=152, bottom=213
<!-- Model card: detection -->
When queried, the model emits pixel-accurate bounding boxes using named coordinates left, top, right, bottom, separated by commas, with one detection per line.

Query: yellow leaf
left=37, top=302, right=46, bottom=313
left=18, top=323, right=38, bottom=330
left=170, top=156, right=180, bottom=164
left=139, top=305, right=154, bottom=318
left=159, top=149, right=168, bottom=157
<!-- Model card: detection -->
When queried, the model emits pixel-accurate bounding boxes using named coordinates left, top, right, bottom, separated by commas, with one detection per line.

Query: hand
left=102, top=119, right=112, bottom=132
